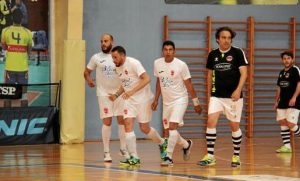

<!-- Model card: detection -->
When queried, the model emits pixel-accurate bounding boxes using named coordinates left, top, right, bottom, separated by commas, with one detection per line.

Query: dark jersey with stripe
left=206, top=46, right=248, bottom=98
left=277, top=66, right=300, bottom=109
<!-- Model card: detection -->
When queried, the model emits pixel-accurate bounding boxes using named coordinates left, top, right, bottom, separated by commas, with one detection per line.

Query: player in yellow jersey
left=1, top=8, right=32, bottom=107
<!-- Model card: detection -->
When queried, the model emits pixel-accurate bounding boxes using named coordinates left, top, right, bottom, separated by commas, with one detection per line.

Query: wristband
left=192, top=97, right=200, bottom=106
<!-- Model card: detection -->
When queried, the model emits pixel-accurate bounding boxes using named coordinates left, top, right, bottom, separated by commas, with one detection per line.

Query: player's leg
left=198, top=97, right=221, bottom=166
left=227, top=98, right=243, bottom=167
left=114, top=97, right=129, bottom=158
left=122, top=117, right=139, bottom=165
left=97, top=96, right=114, bottom=162
left=276, top=109, right=292, bottom=153
left=116, top=116, right=129, bottom=158
left=286, top=108, right=300, bottom=137
left=138, top=101, right=166, bottom=159
left=18, top=71, right=29, bottom=107
left=102, top=117, right=113, bottom=162
left=120, top=102, right=139, bottom=165
left=161, top=103, right=191, bottom=166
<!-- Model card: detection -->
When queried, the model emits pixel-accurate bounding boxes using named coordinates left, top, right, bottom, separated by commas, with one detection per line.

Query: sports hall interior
left=0, top=0, right=300, bottom=180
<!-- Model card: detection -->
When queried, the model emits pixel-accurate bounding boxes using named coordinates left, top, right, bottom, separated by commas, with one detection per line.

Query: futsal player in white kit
left=152, top=40, right=202, bottom=166
left=84, top=33, right=128, bottom=162
left=109, top=45, right=167, bottom=166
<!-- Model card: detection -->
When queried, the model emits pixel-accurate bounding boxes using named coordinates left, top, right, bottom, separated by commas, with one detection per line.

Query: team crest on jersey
left=285, top=73, right=289, bottom=78
left=124, top=109, right=128, bottom=115
left=214, top=57, right=218, bottom=61
left=226, top=55, right=233, bottom=62
left=171, top=70, right=174, bottom=76
left=104, top=107, right=108, bottom=114
left=125, top=70, right=128, bottom=75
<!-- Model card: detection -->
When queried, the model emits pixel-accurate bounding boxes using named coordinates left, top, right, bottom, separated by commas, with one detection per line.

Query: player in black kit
left=198, top=26, right=248, bottom=167
left=275, top=51, right=300, bottom=153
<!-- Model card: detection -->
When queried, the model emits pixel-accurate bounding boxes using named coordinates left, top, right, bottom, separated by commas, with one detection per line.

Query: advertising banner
left=0, top=107, right=59, bottom=145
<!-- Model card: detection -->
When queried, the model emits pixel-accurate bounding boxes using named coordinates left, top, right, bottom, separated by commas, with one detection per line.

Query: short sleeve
left=181, top=62, right=191, bottom=80
left=237, top=48, right=248, bottom=67
left=86, top=55, right=97, bottom=71
left=134, top=59, right=146, bottom=77
left=153, top=60, right=158, bottom=77
left=206, top=52, right=214, bottom=70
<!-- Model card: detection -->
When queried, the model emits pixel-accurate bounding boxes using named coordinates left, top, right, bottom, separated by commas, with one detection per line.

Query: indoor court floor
left=0, top=137, right=299, bottom=181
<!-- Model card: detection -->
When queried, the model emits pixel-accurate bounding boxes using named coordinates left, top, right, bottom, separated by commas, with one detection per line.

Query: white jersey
left=116, top=57, right=154, bottom=104
left=87, top=52, right=121, bottom=96
left=154, top=57, right=190, bottom=105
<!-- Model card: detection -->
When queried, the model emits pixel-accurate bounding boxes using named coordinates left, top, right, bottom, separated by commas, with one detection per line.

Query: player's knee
left=286, top=121, right=295, bottom=128
left=140, top=125, right=150, bottom=134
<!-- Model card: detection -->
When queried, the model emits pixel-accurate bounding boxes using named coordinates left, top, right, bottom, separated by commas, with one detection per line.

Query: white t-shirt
left=154, top=57, right=191, bottom=105
left=87, top=52, right=121, bottom=96
left=116, top=57, right=154, bottom=104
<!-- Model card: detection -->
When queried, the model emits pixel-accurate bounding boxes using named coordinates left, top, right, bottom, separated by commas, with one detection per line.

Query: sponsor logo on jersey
left=7, top=45, right=27, bottom=53
left=159, top=71, right=164, bottom=74
left=226, top=55, right=233, bottom=62
left=279, top=81, right=289, bottom=87
left=214, top=63, right=232, bottom=71
left=285, top=72, right=289, bottom=78
left=100, top=59, right=106, bottom=63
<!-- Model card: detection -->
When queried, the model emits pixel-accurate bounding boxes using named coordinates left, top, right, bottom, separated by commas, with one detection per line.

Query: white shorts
left=208, top=97, right=243, bottom=122
left=276, top=108, right=299, bottom=124
left=123, top=99, right=152, bottom=123
left=162, top=102, right=188, bottom=129
left=97, top=96, right=124, bottom=119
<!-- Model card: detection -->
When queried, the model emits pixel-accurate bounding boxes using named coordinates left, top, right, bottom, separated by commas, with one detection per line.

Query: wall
left=83, top=0, right=300, bottom=140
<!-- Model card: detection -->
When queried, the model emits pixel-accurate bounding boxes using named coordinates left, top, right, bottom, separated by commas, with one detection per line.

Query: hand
left=151, top=100, right=158, bottom=111
left=108, top=94, right=117, bottom=102
left=194, top=105, right=202, bottom=115
left=87, top=78, right=95, bottom=87
left=231, top=89, right=241, bottom=101
left=122, top=90, right=134, bottom=100
left=289, top=97, right=296, bottom=107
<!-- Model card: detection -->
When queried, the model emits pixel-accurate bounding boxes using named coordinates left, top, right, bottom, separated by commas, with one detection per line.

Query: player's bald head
left=101, top=33, right=114, bottom=42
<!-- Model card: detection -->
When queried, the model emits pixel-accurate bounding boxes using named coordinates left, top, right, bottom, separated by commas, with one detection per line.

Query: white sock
left=147, top=127, right=164, bottom=145
left=166, top=130, right=179, bottom=159
left=102, top=125, right=111, bottom=153
left=125, top=131, right=138, bottom=158
left=118, top=124, right=126, bottom=150
left=176, top=133, right=188, bottom=148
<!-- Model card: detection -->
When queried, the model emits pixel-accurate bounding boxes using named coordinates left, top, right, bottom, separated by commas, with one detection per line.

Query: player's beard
left=102, top=44, right=112, bottom=54
left=284, top=60, right=294, bottom=69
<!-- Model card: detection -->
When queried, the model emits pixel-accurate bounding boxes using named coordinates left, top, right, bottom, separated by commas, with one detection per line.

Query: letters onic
left=0, top=118, right=48, bottom=136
